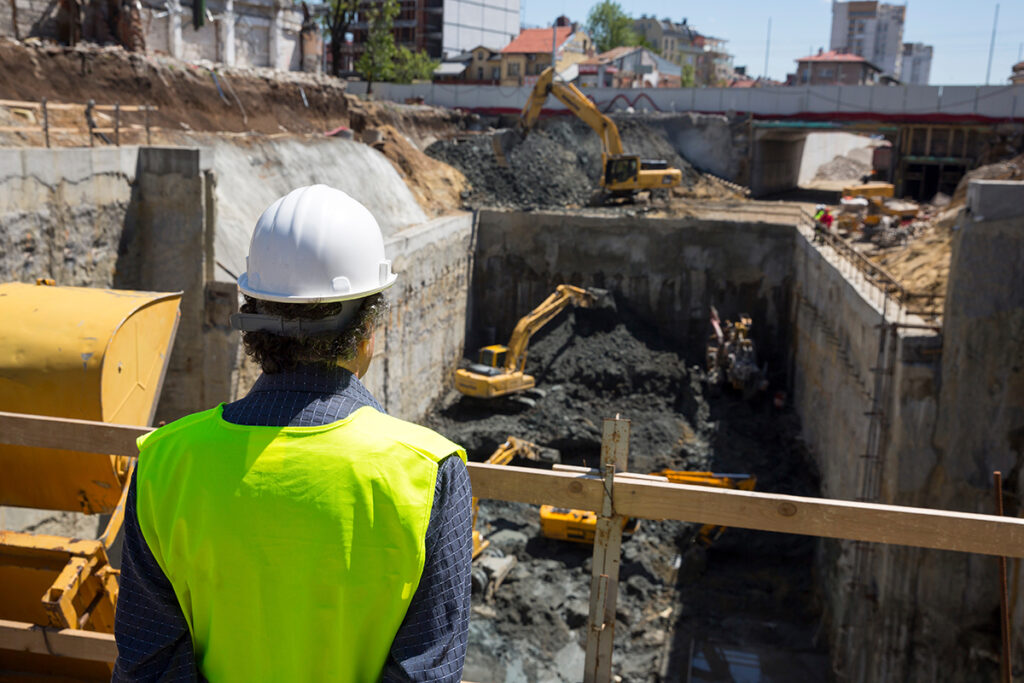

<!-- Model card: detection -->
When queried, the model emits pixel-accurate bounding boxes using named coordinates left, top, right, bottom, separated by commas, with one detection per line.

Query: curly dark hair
left=240, top=294, right=390, bottom=374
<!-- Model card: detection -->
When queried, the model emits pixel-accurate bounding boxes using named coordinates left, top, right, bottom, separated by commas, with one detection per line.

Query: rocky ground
left=425, top=116, right=744, bottom=210
left=427, top=302, right=827, bottom=682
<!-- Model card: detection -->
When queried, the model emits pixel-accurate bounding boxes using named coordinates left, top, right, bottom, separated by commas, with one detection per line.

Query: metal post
left=114, top=102, right=120, bottom=146
left=86, top=99, right=95, bottom=147
left=995, top=471, right=1012, bottom=683
left=41, top=98, right=49, bottom=148
left=145, top=105, right=151, bottom=145
left=584, top=416, right=630, bottom=683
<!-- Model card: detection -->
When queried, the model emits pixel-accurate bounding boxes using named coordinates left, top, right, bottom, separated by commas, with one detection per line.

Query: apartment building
left=830, top=1, right=905, bottom=79
left=900, top=42, right=933, bottom=85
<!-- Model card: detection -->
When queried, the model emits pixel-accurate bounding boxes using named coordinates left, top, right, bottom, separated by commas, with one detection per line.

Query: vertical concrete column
left=168, top=0, right=183, bottom=59
left=132, top=147, right=226, bottom=422
left=220, top=0, right=235, bottom=66
left=269, top=2, right=282, bottom=70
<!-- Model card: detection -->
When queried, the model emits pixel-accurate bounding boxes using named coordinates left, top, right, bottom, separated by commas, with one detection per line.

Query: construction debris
left=428, top=303, right=824, bottom=682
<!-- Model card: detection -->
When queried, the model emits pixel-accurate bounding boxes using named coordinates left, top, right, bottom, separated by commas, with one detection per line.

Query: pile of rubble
left=427, top=304, right=825, bottom=682
left=426, top=116, right=707, bottom=209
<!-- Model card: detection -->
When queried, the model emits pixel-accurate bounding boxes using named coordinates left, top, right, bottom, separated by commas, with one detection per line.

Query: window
left=477, top=68, right=483, bottom=79
left=491, top=66, right=499, bottom=79
left=508, top=62, right=520, bottom=76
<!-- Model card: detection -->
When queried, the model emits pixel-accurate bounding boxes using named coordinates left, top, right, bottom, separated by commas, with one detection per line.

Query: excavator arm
left=503, top=284, right=595, bottom=373
left=520, top=67, right=624, bottom=156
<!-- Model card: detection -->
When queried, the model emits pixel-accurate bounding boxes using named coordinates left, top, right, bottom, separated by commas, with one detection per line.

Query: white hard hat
left=237, top=185, right=397, bottom=304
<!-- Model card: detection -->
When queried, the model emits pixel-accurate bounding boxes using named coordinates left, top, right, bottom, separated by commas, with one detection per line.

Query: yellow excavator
left=517, top=66, right=683, bottom=199
left=539, top=470, right=756, bottom=547
left=455, top=284, right=610, bottom=400
left=472, top=436, right=560, bottom=558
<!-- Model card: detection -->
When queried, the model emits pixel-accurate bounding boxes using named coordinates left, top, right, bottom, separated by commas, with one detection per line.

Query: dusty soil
left=0, top=39, right=469, bottom=216
left=424, top=116, right=743, bottom=210
left=427, top=303, right=826, bottom=682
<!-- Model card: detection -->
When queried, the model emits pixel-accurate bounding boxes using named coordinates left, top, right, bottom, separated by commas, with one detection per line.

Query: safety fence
left=0, top=98, right=159, bottom=147
left=797, top=208, right=944, bottom=326
left=2, top=410, right=1022, bottom=681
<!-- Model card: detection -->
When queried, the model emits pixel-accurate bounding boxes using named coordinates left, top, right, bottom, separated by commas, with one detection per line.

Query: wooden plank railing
left=0, top=98, right=158, bottom=147
left=2, top=410, right=1023, bottom=678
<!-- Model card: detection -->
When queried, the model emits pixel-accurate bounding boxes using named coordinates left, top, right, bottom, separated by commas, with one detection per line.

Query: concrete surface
left=197, top=134, right=428, bottom=283
left=797, top=132, right=875, bottom=186
left=348, top=81, right=1024, bottom=122
left=0, top=146, right=138, bottom=286
left=362, top=212, right=474, bottom=421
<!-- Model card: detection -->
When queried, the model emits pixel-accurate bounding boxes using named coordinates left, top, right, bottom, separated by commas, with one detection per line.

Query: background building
left=633, top=16, right=733, bottom=86
left=352, top=0, right=518, bottom=61
left=789, top=49, right=881, bottom=86
left=900, top=43, right=932, bottom=85
left=499, top=19, right=591, bottom=86
left=829, top=1, right=905, bottom=79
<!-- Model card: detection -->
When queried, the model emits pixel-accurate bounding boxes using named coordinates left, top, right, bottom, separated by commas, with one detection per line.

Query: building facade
left=829, top=1, right=905, bottom=79
left=633, top=16, right=731, bottom=86
left=790, top=50, right=881, bottom=86
left=351, top=0, right=518, bottom=61
left=499, top=21, right=592, bottom=87
left=900, top=42, right=932, bottom=85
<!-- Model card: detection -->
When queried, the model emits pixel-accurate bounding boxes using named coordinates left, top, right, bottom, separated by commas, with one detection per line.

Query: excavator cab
left=604, top=157, right=639, bottom=187
left=478, top=344, right=508, bottom=369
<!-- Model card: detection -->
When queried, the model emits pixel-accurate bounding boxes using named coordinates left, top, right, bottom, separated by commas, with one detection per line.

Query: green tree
left=393, top=46, right=438, bottom=83
left=585, top=0, right=639, bottom=54
left=357, top=0, right=399, bottom=91
left=681, top=63, right=695, bottom=87
left=323, top=0, right=358, bottom=77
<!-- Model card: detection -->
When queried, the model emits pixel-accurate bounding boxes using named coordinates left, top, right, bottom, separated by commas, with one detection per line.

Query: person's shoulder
left=136, top=406, right=222, bottom=453
left=350, top=407, right=465, bottom=463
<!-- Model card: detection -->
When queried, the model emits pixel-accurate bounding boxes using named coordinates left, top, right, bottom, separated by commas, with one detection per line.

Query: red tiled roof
left=502, top=26, right=573, bottom=54
left=598, top=46, right=639, bottom=61
left=797, top=50, right=869, bottom=63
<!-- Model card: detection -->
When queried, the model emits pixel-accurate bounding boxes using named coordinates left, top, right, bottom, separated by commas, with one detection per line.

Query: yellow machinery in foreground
left=540, top=470, right=756, bottom=546
left=472, top=436, right=559, bottom=558
left=455, top=284, right=609, bottom=400
left=518, top=67, right=683, bottom=199
left=0, top=281, right=181, bottom=681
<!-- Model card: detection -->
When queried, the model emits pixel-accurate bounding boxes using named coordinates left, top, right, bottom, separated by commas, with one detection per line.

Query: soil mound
left=425, top=117, right=704, bottom=209
left=427, top=304, right=826, bottom=682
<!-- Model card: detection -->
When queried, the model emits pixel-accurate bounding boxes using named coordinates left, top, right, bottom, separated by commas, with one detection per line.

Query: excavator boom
left=518, top=67, right=682, bottom=196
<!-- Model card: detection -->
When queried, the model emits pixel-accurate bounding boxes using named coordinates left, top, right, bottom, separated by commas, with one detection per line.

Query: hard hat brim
left=237, top=272, right=398, bottom=304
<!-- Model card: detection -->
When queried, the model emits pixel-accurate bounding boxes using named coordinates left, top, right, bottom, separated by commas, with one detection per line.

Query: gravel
left=426, top=302, right=827, bottom=682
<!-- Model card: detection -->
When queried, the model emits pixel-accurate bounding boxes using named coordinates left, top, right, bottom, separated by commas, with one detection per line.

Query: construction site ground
left=427, top=304, right=827, bottom=682
left=6, top=39, right=1021, bottom=681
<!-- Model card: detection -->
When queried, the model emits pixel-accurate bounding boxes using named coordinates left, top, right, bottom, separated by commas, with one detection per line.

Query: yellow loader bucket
left=0, top=281, right=181, bottom=680
left=0, top=281, right=181, bottom=513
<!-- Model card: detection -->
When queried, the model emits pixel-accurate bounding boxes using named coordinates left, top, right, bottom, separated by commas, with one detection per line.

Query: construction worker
left=813, top=204, right=833, bottom=242
left=113, top=185, right=472, bottom=682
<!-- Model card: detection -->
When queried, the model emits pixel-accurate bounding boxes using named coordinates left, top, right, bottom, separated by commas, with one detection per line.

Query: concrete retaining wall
left=363, top=213, right=474, bottom=421
left=350, top=81, right=1024, bottom=122
left=0, top=146, right=138, bottom=286
left=472, top=209, right=795, bottom=368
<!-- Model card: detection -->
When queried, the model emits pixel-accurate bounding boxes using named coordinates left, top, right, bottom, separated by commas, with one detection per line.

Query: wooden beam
left=0, top=619, right=117, bottom=662
left=5, top=412, right=1024, bottom=558
left=0, top=411, right=146, bottom=457
left=584, top=418, right=629, bottom=683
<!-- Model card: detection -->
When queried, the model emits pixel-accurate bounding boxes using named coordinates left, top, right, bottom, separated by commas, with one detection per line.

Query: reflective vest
left=135, top=404, right=465, bottom=682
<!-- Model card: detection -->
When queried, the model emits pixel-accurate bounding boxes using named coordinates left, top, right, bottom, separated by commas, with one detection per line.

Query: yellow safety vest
left=135, top=404, right=465, bottom=682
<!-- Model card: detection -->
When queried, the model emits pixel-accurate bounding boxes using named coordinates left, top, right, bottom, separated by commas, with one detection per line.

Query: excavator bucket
left=0, top=281, right=181, bottom=680
left=490, top=128, right=521, bottom=168
left=584, top=287, right=616, bottom=311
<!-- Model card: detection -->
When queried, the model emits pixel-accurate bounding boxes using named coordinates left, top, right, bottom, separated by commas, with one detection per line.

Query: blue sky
left=522, top=1, right=1024, bottom=85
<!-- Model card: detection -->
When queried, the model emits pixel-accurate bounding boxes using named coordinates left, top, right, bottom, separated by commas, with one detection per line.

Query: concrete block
left=966, top=179, right=1024, bottom=223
